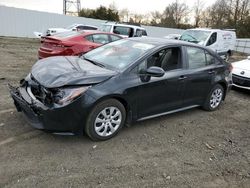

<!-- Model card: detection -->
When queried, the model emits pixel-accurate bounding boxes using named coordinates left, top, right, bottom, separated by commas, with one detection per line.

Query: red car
left=38, top=31, right=122, bottom=59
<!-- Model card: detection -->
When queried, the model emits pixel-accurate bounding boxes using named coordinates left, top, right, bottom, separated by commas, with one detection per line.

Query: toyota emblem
left=240, top=71, right=245, bottom=75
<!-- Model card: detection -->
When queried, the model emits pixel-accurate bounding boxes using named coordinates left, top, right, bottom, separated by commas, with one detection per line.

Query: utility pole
left=63, top=0, right=81, bottom=16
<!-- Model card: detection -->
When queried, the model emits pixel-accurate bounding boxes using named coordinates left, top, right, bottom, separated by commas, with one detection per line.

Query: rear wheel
left=85, top=99, right=126, bottom=141
left=203, top=84, right=224, bottom=111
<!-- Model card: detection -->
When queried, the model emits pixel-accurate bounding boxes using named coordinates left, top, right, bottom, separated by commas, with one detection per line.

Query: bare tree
left=161, top=0, right=189, bottom=28
left=150, top=11, right=162, bottom=25
left=194, top=0, right=205, bottom=27
left=119, top=8, right=130, bottom=22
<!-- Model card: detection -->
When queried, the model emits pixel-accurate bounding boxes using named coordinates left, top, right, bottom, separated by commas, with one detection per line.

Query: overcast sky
left=0, top=0, right=216, bottom=14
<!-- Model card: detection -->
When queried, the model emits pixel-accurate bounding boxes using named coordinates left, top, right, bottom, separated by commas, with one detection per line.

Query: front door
left=135, top=47, right=186, bottom=118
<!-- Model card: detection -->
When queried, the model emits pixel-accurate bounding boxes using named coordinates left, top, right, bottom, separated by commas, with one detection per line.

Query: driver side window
left=138, top=47, right=181, bottom=72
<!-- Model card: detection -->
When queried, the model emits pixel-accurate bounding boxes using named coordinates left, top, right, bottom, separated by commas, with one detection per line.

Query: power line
left=63, top=0, right=81, bottom=16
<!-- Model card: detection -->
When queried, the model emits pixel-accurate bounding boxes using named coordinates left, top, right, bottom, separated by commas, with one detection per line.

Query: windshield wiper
left=83, top=57, right=105, bottom=68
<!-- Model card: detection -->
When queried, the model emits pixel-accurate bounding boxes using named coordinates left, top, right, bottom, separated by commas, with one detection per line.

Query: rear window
left=110, top=35, right=122, bottom=42
left=77, top=26, right=97, bottom=30
left=99, top=25, right=112, bottom=32
left=53, top=31, right=81, bottom=38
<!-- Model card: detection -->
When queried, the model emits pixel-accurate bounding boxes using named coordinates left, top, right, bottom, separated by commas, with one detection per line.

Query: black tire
left=85, top=99, right=126, bottom=141
left=203, top=84, right=224, bottom=111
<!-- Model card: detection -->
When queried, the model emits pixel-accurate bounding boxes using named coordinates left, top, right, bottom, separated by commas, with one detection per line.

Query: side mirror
left=146, top=66, right=165, bottom=77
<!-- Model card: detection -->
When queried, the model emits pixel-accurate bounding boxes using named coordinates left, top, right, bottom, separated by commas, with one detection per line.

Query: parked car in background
left=38, top=30, right=122, bottom=59
left=10, top=38, right=232, bottom=141
left=179, top=28, right=236, bottom=61
left=98, top=22, right=147, bottom=38
left=232, top=56, right=250, bottom=90
left=34, top=24, right=98, bottom=38
left=164, top=34, right=181, bottom=40
left=44, top=23, right=98, bottom=36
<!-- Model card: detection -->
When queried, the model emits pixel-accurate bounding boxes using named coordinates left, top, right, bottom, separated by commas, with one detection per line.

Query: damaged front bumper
left=8, top=84, right=94, bottom=134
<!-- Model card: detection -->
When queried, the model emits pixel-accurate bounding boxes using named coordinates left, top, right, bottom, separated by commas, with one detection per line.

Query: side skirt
left=137, top=105, right=200, bottom=121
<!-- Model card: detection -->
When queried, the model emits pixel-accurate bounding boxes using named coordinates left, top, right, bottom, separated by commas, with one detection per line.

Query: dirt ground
left=0, top=37, right=249, bottom=188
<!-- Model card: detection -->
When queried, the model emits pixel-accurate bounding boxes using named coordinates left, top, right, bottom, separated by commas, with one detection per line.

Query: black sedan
left=9, top=38, right=233, bottom=140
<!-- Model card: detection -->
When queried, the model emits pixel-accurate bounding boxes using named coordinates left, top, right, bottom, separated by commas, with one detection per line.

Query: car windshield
left=82, top=39, right=155, bottom=71
left=180, top=30, right=211, bottom=44
left=98, top=25, right=112, bottom=32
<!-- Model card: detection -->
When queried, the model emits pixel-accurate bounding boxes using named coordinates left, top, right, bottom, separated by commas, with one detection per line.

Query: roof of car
left=127, top=37, right=221, bottom=57
left=186, top=28, right=236, bottom=33
left=79, top=30, right=122, bottom=36
left=101, top=22, right=146, bottom=30
left=69, top=23, right=98, bottom=28
left=45, top=30, right=122, bottom=40
left=128, top=37, right=200, bottom=47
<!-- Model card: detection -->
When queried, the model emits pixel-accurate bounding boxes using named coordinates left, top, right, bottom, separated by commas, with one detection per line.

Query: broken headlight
left=54, top=86, right=90, bottom=105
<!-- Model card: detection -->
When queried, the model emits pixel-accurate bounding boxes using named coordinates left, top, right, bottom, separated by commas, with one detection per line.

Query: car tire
left=203, top=84, right=224, bottom=111
left=85, top=99, right=126, bottom=141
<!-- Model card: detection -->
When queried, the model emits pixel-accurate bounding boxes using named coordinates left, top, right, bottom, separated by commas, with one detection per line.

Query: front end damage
left=9, top=75, right=95, bottom=134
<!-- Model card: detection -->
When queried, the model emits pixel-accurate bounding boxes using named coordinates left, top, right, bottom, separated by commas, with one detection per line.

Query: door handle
left=178, top=75, right=187, bottom=80
left=208, top=70, right=215, bottom=74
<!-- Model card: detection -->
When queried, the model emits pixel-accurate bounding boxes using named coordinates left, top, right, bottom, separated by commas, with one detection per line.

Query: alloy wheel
left=210, top=88, right=223, bottom=109
left=94, top=107, right=122, bottom=137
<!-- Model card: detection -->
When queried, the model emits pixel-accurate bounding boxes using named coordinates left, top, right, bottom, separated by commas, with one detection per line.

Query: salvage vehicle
left=98, top=22, right=147, bottom=38
left=38, top=31, right=122, bottom=59
left=9, top=38, right=232, bottom=141
left=179, top=28, right=236, bottom=61
left=232, top=56, right=250, bottom=90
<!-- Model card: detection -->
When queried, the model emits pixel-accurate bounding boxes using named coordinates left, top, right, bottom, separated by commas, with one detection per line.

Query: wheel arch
left=216, top=81, right=227, bottom=100
left=93, top=94, right=133, bottom=124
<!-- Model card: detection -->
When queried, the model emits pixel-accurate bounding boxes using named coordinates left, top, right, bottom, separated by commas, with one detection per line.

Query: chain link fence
left=235, top=39, right=250, bottom=54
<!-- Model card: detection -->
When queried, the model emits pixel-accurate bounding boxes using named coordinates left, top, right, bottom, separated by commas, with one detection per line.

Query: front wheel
left=203, top=84, right=224, bottom=111
left=85, top=99, right=126, bottom=141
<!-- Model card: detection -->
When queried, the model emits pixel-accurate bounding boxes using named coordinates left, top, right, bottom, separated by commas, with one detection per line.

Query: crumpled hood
left=31, top=56, right=116, bottom=88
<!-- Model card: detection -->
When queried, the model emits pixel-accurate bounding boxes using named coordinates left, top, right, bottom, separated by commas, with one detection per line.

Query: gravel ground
left=0, top=37, right=249, bottom=188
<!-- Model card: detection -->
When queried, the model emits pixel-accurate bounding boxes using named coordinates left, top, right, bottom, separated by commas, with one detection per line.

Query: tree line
left=79, top=0, right=250, bottom=38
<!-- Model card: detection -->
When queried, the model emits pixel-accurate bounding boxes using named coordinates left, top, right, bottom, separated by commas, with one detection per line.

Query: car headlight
left=55, top=86, right=90, bottom=105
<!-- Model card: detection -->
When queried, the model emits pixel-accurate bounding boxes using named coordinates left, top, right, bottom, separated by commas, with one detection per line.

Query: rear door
left=182, top=46, right=221, bottom=106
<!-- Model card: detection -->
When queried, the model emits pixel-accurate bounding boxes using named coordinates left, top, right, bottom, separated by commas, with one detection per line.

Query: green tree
left=79, top=5, right=119, bottom=21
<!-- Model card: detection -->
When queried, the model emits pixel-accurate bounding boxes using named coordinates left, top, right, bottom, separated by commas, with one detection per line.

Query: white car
left=34, top=24, right=98, bottom=38
left=232, top=56, right=250, bottom=90
left=98, top=22, right=147, bottom=38
left=164, top=34, right=181, bottom=40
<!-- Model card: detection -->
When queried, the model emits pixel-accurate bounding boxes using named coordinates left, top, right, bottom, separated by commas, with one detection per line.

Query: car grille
left=29, top=75, right=53, bottom=104
left=232, top=74, right=250, bottom=87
